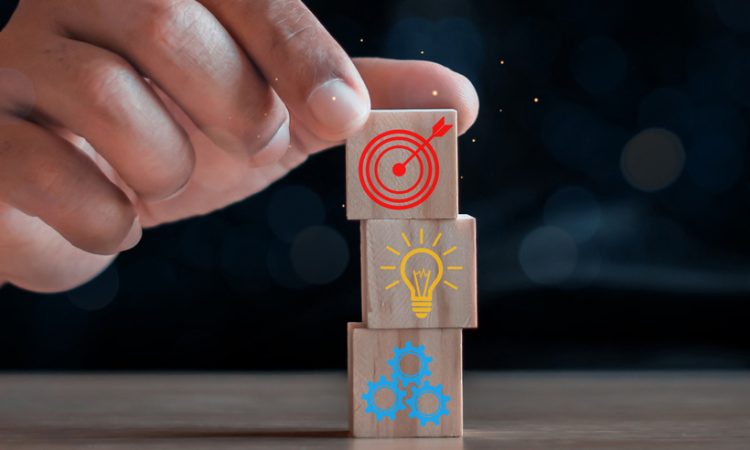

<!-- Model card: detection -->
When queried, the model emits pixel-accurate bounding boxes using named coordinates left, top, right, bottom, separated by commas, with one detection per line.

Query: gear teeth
left=404, top=381, right=451, bottom=427
left=388, top=341, right=433, bottom=387
left=363, top=343, right=448, bottom=427
left=360, top=374, right=407, bottom=422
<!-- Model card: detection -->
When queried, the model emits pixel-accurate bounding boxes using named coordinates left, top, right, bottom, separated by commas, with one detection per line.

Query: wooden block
left=361, top=215, right=477, bottom=329
left=347, top=322, right=365, bottom=433
left=350, top=327, right=463, bottom=438
left=346, top=109, right=458, bottom=220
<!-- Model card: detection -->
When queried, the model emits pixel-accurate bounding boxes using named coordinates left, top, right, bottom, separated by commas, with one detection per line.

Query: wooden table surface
left=0, top=372, right=748, bottom=449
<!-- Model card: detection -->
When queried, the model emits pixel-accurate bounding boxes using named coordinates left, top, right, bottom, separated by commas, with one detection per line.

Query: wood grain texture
left=361, top=215, right=477, bottom=329
left=346, top=109, right=458, bottom=220
left=347, top=322, right=364, bottom=433
left=0, top=372, right=749, bottom=449
left=351, top=328, right=463, bottom=438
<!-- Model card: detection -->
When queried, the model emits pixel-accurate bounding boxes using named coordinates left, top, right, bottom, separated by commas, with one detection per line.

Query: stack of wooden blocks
left=345, top=109, right=478, bottom=438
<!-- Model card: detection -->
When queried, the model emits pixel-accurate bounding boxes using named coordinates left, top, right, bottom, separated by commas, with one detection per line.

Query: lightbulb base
left=411, top=299, right=433, bottom=319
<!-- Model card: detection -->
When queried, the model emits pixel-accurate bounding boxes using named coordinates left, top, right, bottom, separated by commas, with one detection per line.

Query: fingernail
left=118, top=217, right=142, bottom=252
left=308, top=79, right=369, bottom=135
left=250, top=119, right=290, bottom=167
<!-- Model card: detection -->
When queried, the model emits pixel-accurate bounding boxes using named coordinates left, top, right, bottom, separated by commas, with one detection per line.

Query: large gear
left=405, top=381, right=451, bottom=426
left=387, top=341, right=433, bottom=387
left=361, top=375, right=407, bottom=422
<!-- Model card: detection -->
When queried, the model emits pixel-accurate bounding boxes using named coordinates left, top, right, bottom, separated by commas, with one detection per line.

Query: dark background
left=1, top=0, right=749, bottom=371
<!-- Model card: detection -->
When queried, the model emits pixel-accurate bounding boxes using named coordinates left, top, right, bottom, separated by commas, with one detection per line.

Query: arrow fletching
left=432, top=116, right=453, bottom=137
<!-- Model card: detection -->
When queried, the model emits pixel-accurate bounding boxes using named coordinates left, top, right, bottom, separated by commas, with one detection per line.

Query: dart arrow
left=392, top=117, right=453, bottom=177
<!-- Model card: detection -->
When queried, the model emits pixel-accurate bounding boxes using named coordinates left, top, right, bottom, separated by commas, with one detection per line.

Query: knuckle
left=238, top=96, right=288, bottom=153
left=137, top=0, right=206, bottom=54
left=76, top=59, right=131, bottom=124
left=263, top=1, right=321, bottom=50
left=270, top=22, right=321, bottom=55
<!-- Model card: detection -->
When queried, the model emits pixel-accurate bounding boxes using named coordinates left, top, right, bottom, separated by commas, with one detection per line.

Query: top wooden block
left=346, top=109, right=458, bottom=220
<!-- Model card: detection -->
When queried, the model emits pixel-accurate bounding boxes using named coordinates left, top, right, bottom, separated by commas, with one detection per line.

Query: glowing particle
left=533, top=97, right=540, bottom=103
left=360, top=38, right=364, bottom=42
left=432, top=90, right=438, bottom=96
left=420, top=50, right=425, bottom=55
left=499, top=58, right=505, bottom=65
left=471, top=138, right=476, bottom=143
left=332, top=96, right=337, bottom=101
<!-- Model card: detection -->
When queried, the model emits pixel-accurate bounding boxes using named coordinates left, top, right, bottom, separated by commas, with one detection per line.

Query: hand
left=0, top=0, right=479, bottom=293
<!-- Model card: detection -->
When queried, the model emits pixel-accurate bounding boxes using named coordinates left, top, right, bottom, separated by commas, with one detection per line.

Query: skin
left=0, top=0, right=479, bottom=293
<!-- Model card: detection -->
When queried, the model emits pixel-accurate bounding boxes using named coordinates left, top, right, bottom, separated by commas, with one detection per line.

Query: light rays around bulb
left=442, top=246, right=457, bottom=256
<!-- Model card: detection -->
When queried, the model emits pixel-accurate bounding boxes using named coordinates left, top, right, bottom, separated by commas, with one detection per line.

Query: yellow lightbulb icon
left=400, top=248, right=444, bottom=318
left=381, top=229, right=463, bottom=320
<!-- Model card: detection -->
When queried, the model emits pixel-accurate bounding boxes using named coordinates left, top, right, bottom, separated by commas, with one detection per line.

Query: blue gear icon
left=361, top=375, right=407, bottom=421
left=387, top=341, right=433, bottom=387
left=405, top=381, right=451, bottom=426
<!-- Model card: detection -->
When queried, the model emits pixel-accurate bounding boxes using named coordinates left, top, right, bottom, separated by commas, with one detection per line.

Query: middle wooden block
left=361, top=215, right=477, bottom=329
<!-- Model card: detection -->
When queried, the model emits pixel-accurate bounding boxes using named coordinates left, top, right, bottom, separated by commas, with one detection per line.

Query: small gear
left=405, top=381, right=451, bottom=426
left=361, top=375, right=407, bottom=422
left=387, top=341, right=433, bottom=387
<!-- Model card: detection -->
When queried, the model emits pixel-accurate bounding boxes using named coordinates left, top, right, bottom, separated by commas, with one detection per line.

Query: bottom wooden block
left=348, top=324, right=463, bottom=438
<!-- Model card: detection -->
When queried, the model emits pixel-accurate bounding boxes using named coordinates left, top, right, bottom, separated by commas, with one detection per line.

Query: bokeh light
left=713, top=0, right=750, bottom=33
left=66, top=265, right=119, bottom=312
left=291, top=225, right=350, bottom=285
left=621, top=128, right=685, bottom=192
left=543, top=186, right=602, bottom=243
left=519, top=226, right=578, bottom=285
left=267, top=241, right=308, bottom=290
left=267, top=185, right=325, bottom=243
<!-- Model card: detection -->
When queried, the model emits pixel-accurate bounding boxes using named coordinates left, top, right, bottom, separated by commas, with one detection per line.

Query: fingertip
left=116, top=217, right=142, bottom=252
left=306, top=78, right=371, bottom=141
left=353, top=58, right=480, bottom=135
left=450, top=71, right=480, bottom=135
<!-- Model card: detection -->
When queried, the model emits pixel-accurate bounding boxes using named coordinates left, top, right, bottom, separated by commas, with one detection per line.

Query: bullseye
left=358, top=117, right=453, bottom=210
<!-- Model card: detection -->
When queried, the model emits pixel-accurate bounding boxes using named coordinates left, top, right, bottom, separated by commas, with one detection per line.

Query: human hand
left=0, top=0, right=479, bottom=292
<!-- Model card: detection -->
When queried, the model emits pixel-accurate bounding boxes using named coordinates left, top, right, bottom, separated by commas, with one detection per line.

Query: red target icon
left=358, top=117, right=453, bottom=210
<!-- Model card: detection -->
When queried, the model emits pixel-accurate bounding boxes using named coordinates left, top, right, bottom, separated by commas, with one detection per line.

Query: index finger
left=200, top=0, right=370, bottom=142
